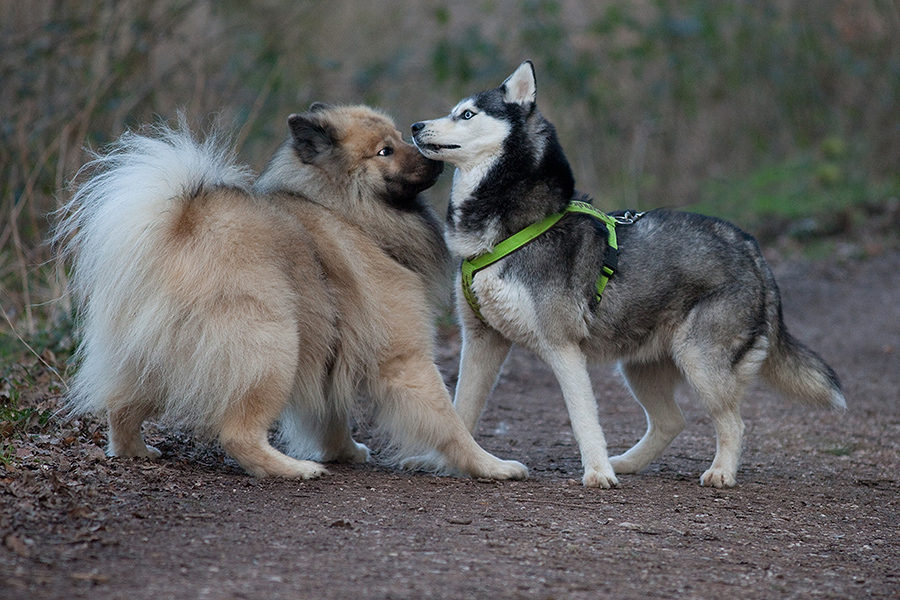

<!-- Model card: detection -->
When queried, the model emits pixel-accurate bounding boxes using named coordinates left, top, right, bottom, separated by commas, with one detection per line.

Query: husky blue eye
left=461, top=110, right=475, bottom=120
left=377, top=147, right=394, bottom=156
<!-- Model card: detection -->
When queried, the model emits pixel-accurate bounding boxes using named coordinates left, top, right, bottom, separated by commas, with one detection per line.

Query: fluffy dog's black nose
left=411, top=122, right=425, bottom=134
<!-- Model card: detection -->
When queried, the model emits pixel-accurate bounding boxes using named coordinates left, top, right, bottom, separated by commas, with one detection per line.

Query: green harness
left=461, top=201, right=639, bottom=322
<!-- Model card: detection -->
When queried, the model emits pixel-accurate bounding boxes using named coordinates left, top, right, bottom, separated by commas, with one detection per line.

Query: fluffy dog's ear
left=288, top=113, right=335, bottom=164
left=308, top=102, right=332, bottom=113
left=502, top=60, right=536, bottom=106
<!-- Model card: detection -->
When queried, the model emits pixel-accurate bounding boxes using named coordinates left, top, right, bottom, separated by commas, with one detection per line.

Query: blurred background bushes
left=1, top=0, right=899, bottom=359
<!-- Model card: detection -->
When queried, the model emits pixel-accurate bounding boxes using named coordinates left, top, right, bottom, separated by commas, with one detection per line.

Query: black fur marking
left=381, top=160, right=444, bottom=213
left=288, top=114, right=336, bottom=164
left=381, top=184, right=436, bottom=213
left=418, top=143, right=461, bottom=152
left=453, top=88, right=574, bottom=237
left=382, top=196, right=449, bottom=276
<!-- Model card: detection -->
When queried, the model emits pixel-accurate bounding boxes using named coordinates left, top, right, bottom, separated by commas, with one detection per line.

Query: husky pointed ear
left=502, top=61, right=536, bottom=106
left=287, top=113, right=335, bottom=164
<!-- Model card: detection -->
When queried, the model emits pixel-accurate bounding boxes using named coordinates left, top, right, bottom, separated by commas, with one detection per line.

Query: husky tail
left=54, top=119, right=255, bottom=431
left=760, top=299, right=847, bottom=412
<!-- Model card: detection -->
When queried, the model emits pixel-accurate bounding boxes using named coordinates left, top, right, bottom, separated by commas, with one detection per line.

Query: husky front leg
left=454, top=323, right=512, bottom=432
left=542, top=345, right=618, bottom=488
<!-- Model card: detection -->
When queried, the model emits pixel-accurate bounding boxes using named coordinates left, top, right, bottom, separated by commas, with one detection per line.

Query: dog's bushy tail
left=55, top=116, right=252, bottom=272
left=760, top=300, right=846, bottom=412
left=53, top=118, right=255, bottom=424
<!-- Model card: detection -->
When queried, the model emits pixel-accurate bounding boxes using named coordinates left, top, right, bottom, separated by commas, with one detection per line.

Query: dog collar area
left=461, top=201, right=640, bottom=322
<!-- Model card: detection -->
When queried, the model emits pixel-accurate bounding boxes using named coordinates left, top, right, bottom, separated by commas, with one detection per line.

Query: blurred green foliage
left=1, top=0, right=899, bottom=360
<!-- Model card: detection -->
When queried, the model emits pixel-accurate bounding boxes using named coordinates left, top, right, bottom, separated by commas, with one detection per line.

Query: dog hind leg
left=313, top=409, right=370, bottom=463
left=677, top=339, right=766, bottom=487
left=543, top=345, right=618, bottom=488
left=610, top=358, right=685, bottom=474
left=219, top=374, right=328, bottom=479
left=107, top=395, right=162, bottom=459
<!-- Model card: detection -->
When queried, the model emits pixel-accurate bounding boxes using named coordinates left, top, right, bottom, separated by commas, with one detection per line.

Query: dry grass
left=2, top=0, right=898, bottom=361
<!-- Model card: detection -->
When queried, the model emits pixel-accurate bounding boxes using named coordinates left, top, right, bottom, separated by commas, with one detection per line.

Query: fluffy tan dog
left=55, top=104, right=527, bottom=481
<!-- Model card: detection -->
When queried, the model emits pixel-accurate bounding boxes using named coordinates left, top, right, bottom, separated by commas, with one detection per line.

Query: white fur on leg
left=336, top=440, right=372, bottom=464
left=398, top=443, right=528, bottom=480
left=610, top=360, right=685, bottom=474
left=374, top=355, right=527, bottom=481
left=108, top=437, right=162, bottom=459
left=453, top=324, right=512, bottom=433
left=700, top=410, right=745, bottom=487
left=542, top=345, right=617, bottom=488
left=278, top=397, right=371, bottom=464
left=107, top=405, right=162, bottom=459
left=221, top=428, right=329, bottom=480
left=399, top=449, right=447, bottom=473
left=676, top=334, right=764, bottom=488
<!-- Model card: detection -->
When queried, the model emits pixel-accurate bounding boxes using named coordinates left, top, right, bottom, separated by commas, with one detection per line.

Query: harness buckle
left=613, top=211, right=646, bottom=225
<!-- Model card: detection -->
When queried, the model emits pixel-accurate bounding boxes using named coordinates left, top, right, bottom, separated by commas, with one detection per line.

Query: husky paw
left=700, top=468, right=737, bottom=488
left=583, top=466, right=619, bottom=489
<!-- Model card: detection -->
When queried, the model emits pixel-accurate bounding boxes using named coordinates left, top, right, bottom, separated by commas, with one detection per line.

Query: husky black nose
left=411, top=122, right=425, bottom=134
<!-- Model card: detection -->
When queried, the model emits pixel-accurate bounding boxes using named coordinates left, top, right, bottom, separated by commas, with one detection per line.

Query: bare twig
left=234, top=57, right=283, bottom=154
left=0, top=303, right=69, bottom=393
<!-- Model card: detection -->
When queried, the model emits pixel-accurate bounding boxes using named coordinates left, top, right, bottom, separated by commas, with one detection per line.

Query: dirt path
left=2, top=250, right=899, bottom=600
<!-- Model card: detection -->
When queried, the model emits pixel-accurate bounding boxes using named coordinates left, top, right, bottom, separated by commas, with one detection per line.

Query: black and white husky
left=411, top=61, right=846, bottom=488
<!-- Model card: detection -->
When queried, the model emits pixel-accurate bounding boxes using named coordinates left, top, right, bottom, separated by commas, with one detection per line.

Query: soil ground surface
left=2, top=247, right=899, bottom=600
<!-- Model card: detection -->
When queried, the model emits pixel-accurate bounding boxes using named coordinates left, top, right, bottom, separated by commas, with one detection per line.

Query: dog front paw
left=583, top=466, right=618, bottom=489
left=700, top=467, right=736, bottom=488
left=478, top=458, right=528, bottom=481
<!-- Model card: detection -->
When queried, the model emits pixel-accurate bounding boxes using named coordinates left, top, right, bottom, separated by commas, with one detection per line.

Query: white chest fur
left=468, top=262, right=542, bottom=344
left=445, top=165, right=505, bottom=258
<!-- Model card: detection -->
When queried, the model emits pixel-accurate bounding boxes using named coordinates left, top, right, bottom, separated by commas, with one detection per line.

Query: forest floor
left=2, top=238, right=899, bottom=599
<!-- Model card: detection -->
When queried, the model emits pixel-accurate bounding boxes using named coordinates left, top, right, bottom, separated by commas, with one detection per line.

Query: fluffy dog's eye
left=461, top=110, right=476, bottom=120
left=377, top=147, right=394, bottom=156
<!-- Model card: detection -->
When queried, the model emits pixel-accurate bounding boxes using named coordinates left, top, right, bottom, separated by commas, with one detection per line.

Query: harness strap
left=461, top=201, right=623, bottom=322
